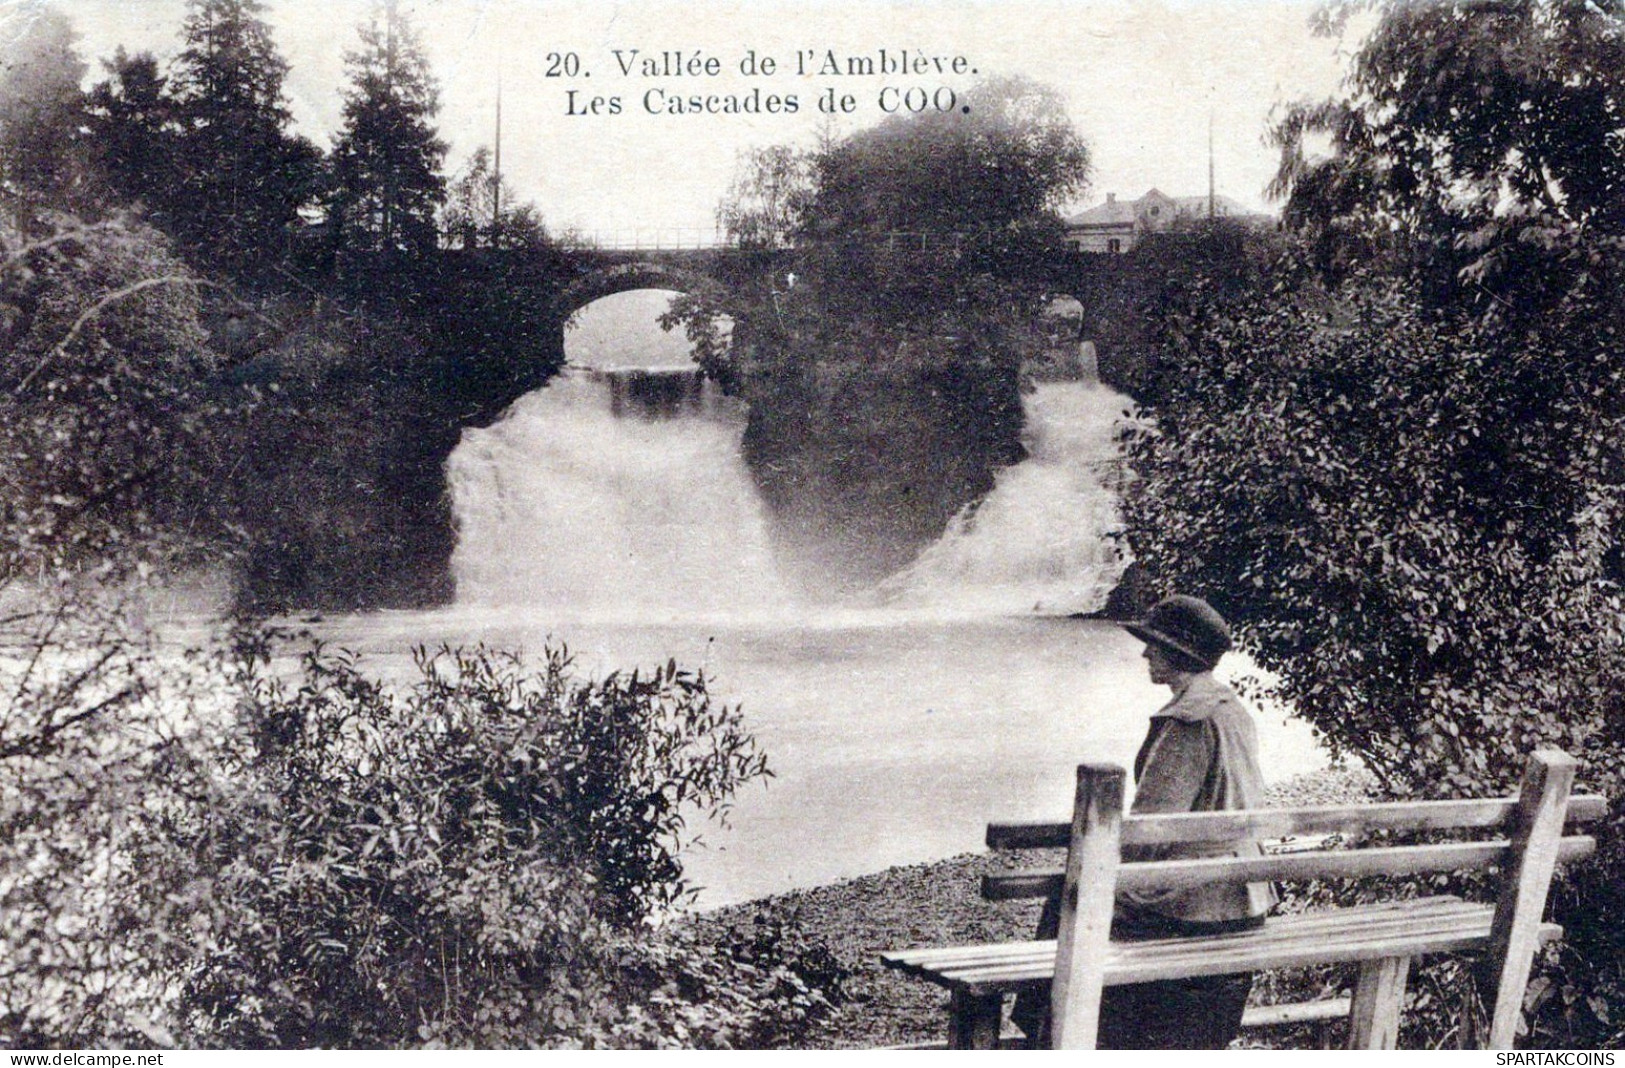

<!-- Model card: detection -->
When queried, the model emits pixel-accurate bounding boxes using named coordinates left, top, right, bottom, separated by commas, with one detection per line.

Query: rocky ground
left=679, top=766, right=1378, bottom=1049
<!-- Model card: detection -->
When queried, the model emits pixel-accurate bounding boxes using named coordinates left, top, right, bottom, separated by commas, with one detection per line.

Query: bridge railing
left=554, top=229, right=999, bottom=253
left=558, top=228, right=732, bottom=251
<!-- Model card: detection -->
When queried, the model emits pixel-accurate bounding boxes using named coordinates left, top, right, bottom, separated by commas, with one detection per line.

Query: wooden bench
left=881, top=749, right=1604, bottom=1049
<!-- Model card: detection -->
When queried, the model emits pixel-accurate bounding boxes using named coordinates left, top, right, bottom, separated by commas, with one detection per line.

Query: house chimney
left=1107, top=192, right=1116, bottom=204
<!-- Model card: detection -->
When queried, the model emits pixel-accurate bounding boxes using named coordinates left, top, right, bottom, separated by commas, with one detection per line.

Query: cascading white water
left=878, top=380, right=1134, bottom=616
left=448, top=364, right=1135, bottom=619
left=448, top=367, right=790, bottom=618
left=347, top=358, right=1326, bottom=910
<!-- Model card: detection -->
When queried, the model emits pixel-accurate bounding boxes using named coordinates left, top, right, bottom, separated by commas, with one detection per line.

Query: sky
left=19, top=0, right=1357, bottom=237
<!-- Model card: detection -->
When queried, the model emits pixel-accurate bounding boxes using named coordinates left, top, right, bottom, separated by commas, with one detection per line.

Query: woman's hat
left=1122, top=594, right=1232, bottom=669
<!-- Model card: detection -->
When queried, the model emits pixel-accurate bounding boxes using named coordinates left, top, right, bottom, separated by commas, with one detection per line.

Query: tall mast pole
left=1208, top=111, right=1215, bottom=219
left=493, top=70, right=503, bottom=238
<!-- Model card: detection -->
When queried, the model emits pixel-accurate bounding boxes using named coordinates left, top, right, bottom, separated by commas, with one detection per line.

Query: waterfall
left=447, top=367, right=1134, bottom=620
left=877, top=381, right=1134, bottom=616
left=447, top=367, right=789, bottom=618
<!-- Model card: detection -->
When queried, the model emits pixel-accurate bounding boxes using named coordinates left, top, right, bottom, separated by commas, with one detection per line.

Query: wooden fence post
left=1049, top=763, right=1125, bottom=1050
left=1481, top=749, right=1575, bottom=1049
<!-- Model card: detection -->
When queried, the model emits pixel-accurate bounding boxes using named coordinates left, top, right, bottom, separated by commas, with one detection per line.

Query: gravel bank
left=679, top=766, right=1377, bottom=1049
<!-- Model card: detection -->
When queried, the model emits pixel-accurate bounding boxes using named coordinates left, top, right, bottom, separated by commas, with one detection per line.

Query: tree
left=665, top=76, right=1090, bottom=590
left=439, top=145, right=547, bottom=250
left=808, top=74, right=1088, bottom=235
left=715, top=144, right=815, bottom=252
left=0, top=6, right=94, bottom=212
left=85, top=49, right=181, bottom=222
left=1125, top=264, right=1621, bottom=779
left=168, top=0, right=319, bottom=273
left=792, top=74, right=1088, bottom=333
left=690, top=75, right=1089, bottom=368
left=326, top=0, right=447, bottom=269
left=1268, top=0, right=1625, bottom=317
left=0, top=207, right=234, bottom=585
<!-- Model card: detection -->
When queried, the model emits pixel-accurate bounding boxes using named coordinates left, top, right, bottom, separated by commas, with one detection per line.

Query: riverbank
left=677, top=766, right=1377, bottom=1049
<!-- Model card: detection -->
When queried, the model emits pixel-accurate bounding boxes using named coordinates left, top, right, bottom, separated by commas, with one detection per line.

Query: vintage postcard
left=7, top=0, right=1611, bottom=1055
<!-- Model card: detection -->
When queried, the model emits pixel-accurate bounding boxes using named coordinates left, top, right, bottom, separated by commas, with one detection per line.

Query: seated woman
left=1015, top=594, right=1276, bottom=1049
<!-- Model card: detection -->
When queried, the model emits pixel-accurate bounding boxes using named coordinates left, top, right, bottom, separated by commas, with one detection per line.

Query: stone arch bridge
left=552, top=253, right=742, bottom=324
left=435, top=232, right=1127, bottom=429
left=424, top=240, right=784, bottom=431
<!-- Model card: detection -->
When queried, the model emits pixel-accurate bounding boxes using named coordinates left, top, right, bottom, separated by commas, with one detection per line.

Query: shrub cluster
left=1121, top=0, right=1625, bottom=1042
left=1121, top=248, right=1625, bottom=1047
left=0, top=630, right=843, bottom=1048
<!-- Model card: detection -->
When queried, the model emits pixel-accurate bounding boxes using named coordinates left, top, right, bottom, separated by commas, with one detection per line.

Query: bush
left=0, top=590, right=219, bottom=1047
left=1121, top=253, right=1625, bottom=1047
left=0, top=628, right=841, bottom=1048
left=0, top=208, right=230, bottom=584
left=173, top=633, right=801, bottom=1047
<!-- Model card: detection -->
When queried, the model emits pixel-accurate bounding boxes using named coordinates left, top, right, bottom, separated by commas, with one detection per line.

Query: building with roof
left=1063, top=188, right=1273, bottom=253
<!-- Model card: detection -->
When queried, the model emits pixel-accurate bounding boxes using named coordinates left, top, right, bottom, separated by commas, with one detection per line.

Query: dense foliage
left=1269, top=0, right=1625, bottom=312
left=1127, top=267, right=1625, bottom=794
left=174, top=637, right=815, bottom=1048
left=0, top=627, right=841, bottom=1048
left=0, top=0, right=580, bottom=611
left=1124, top=0, right=1625, bottom=1047
left=0, top=210, right=231, bottom=583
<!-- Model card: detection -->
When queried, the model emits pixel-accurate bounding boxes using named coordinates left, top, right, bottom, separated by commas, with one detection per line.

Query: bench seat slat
left=883, top=899, right=1483, bottom=976
left=943, top=921, right=1559, bottom=993
left=882, top=903, right=1563, bottom=995
left=982, top=835, right=1595, bottom=900
left=887, top=899, right=1485, bottom=977
left=1087, top=915, right=1500, bottom=974
left=893, top=997, right=1357, bottom=1048
left=895, top=920, right=1564, bottom=995
left=894, top=919, right=1492, bottom=987
left=987, top=794, right=1608, bottom=850
left=891, top=899, right=1476, bottom=971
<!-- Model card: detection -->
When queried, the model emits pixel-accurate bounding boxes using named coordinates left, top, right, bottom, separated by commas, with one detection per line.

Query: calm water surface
left=312, top=606, right=1323, bottom=910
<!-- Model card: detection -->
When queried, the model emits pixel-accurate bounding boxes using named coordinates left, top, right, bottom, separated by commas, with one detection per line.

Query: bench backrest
left=984, top=749, right=1601, bottom=1049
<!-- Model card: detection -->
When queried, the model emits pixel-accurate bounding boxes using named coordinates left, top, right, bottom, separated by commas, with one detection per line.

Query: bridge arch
left=552, top=260, right=733, bottom=322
